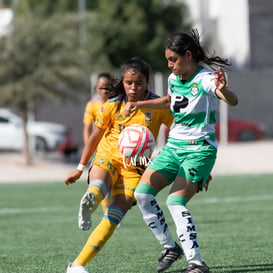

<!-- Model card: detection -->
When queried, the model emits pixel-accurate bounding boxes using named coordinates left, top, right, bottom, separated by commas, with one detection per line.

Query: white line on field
left=0, top=207, right=68, bottom=215
left=192, top=195, right=273, bottom=204
left=1, top=195, right=272, bottom=215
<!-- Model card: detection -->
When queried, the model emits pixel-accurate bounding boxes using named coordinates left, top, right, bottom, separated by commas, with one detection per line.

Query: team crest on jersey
left=117, top=114, right=123, bottom=119
left=144, top=112, right=152, bottom=122
left=191, top=83, right=199, bottom=96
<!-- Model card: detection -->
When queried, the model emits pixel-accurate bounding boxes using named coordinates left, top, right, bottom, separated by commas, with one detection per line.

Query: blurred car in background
left=162, top=117, right=266, bottom=143
left=215, top=117, right=266, bottom=142
left=0, top=108, right=68, bottom=151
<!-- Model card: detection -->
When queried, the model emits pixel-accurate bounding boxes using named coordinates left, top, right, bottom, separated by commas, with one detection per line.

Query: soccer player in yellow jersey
left=65, top=57, right=173, bottom=273
left=83, top=72, right=112, bottom=145
left=83, top=72, right=112, bottom=213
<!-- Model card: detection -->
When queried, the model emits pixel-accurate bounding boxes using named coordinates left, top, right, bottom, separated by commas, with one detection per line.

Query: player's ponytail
left=165, top=28, right=231, bottom=69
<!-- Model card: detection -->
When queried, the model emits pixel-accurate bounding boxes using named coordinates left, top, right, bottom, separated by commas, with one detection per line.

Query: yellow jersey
left=83, top=96, right=104, bottom=125
left=95, top=91, right=173, bottom=164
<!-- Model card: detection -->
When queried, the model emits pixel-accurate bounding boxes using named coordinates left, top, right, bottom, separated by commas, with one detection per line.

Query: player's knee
left=166, top=194, right=187, bottom=207
left=135, top=192, right=154, bottom=210
left=135, top=182, right=157, bottom=196
left=135, top=183, right=158, bottom=209
left=134, top=191, right=145, bottom=203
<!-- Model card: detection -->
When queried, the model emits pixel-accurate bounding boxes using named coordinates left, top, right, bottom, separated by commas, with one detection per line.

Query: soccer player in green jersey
left=124, top=29, right=238, bottom=273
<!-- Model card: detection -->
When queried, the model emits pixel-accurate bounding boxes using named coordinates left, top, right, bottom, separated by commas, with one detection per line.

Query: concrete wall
left=35, top=94, right=89, bottom=148
left=249, top=0, right=273, bottom=68
left=228, top=70, right=273, bottom=135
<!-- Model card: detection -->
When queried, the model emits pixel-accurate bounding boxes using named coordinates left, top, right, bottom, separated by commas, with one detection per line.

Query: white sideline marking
left=192, top=195, right=273, bottom=205
left=1, top=195, right=272, bottom=215
left=0, top=207, right=67, bottom=215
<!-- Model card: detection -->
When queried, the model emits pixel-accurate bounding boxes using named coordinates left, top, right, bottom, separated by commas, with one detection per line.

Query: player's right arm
left=83, top=123, right=93, bottom=145
left=65, top=100, right=114, bottom=185
left=83, top=101, right=95, bottom=145
left=124, top=95, right=171, bottom=116
left=65, top=126, right=105, bottom=185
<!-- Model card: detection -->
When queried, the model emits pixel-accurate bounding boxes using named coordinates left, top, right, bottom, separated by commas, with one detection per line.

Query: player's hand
left=124, top=102, right=138, bottom=116
left=64, top=170, right=82, bottom=185
left=214, top=67, right=227, bottom=91
left=204, top=174, right=212, bottom=192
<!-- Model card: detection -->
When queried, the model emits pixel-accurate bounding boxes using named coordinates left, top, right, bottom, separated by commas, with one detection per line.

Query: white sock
left=135, top=192, right=175, bottom=248
left=168, top=204, right=202, bottom=265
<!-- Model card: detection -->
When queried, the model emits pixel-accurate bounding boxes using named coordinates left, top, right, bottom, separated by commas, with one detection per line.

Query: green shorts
left=148, top=142, right=217, bottom=191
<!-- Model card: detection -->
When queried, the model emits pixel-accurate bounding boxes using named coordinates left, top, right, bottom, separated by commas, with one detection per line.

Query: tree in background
left=88, top=0, right=190, bottom=71
left=0, top=0, right=191, bottom=164
left=11, top=0, right=98, bottom=15
left=0, top=11, right=90, bottom=164
left=13, top=0, right=191, bottom=71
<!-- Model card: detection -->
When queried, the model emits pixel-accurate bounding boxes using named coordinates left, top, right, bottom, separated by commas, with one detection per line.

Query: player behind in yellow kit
left=64, top=56, right=173, bottom=273
left=83, top=72, right=113, bottom=213
left=83, top=72, right=112, bottom=144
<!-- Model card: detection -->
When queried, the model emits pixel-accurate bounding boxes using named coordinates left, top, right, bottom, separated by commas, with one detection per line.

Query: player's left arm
left=214, top=68, right=238, bottom=106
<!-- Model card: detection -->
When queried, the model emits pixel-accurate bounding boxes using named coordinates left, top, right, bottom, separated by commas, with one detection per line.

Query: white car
left=0, top=108, right=68, bottom=151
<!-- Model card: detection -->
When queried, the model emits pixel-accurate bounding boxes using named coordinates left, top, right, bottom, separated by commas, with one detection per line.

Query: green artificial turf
left=0, top=174, right=272, bottom=273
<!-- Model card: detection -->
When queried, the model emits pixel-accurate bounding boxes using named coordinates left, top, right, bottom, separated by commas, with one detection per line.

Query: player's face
left=165, top=48, right=192, bottom=79
left=123, top=69, right=148, bottom=102
left=96, top=77, right=111, bottom=102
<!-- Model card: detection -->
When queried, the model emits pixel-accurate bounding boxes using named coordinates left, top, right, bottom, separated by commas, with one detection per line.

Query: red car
left=215, top=118, right=266, bottom=142
left=163, top=118, right=266, bottom=143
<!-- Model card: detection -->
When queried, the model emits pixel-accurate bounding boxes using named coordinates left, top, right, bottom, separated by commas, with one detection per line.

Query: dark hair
left=108, top=57, right=151, bottom=110
left=120, top=56, right=151, bottom=83
left=165, top=28, right=231, bottom=68
left=97, top=72, right=112, bottom=81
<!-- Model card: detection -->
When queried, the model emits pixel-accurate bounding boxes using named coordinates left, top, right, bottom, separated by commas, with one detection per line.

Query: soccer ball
left=118, top=125, right=155, bottom=159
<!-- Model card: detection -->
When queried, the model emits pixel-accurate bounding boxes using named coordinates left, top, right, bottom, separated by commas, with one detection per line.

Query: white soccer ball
left=118, top=125, right=155, bottom=159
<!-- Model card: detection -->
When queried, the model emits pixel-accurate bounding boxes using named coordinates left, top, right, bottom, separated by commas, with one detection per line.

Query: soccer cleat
left=156, top=242, right=183, bottom=272
left=66, top=263, right=89, bottom=273
left=78, top=192, right=95, bottom=231
left=183, top=262, right=210, bottom=273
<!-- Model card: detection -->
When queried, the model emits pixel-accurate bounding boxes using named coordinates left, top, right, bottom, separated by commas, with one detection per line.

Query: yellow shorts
left=93, top=152, right=144, bottom=201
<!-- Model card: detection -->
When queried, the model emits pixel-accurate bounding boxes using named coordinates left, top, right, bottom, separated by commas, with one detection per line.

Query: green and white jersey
left=167, top=66, right=218, bottom=148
